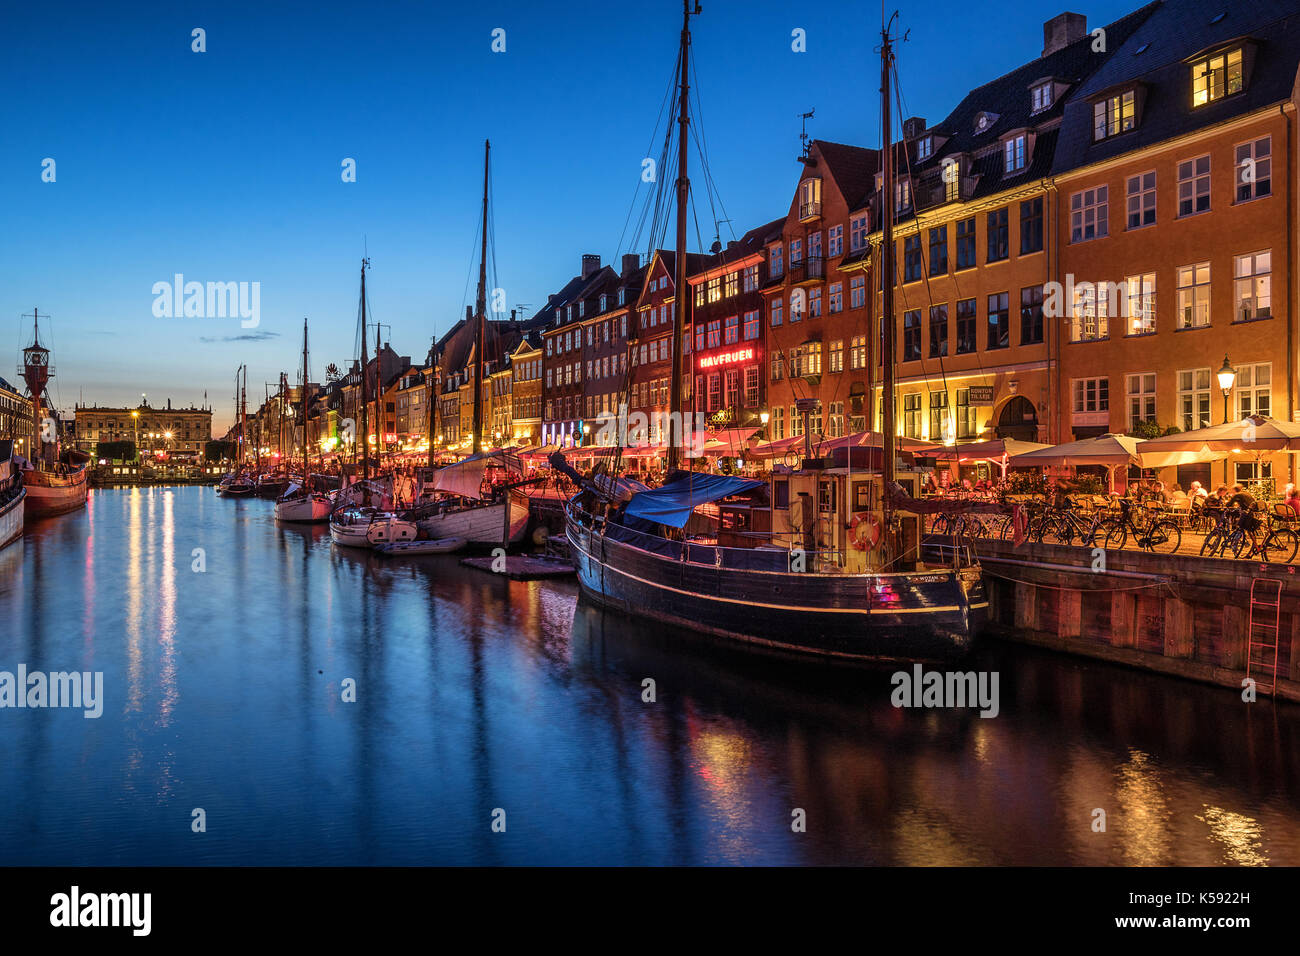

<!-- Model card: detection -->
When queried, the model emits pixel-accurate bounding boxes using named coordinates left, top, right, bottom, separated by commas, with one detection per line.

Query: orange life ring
left=850, top=512, right=882, bottom=551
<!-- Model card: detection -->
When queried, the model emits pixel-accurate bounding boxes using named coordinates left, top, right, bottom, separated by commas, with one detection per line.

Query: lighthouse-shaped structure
left=17, top=309, right=88, bottom=517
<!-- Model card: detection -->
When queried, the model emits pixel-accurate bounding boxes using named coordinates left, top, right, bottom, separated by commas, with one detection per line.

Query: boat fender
left=850, top=512, right=881, bottom=551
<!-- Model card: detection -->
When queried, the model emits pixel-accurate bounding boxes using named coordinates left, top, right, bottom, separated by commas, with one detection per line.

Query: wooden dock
left=460, top=554, right=576, bottom=580
left=961, top=535, right=1300, bottom=703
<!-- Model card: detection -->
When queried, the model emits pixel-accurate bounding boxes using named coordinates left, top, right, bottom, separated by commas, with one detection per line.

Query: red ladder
left=1247, top=578, right=1283, bottom=696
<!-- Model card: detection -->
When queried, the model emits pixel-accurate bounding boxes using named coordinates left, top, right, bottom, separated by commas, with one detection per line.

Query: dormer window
left=973, top=111, right=999, bottom=134
left=618, top=288, right=625, bottom=306
left=798, top=177, right=822, bottom=220
left=943, top=157, right=961, bottom=202
left=1191, top=47, right=1243, bottom=106
left=1004, top=134, right=1027, bottom=173
left=894, top=179, right=911, bottom=213
left=1094, top=90, right=1136, bottom=140
left=1031, top=82, right=1053, bottom=114
left=916, top=136, right=932, bottom=161
left=599, top=294, right=607, bottom=312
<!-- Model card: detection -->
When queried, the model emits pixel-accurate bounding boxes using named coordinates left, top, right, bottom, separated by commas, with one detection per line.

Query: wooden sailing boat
left=329, top=261, right=420, bottom=547
left=217, top=365, right=255, bottom=496
left=556, top=7, right=986, bottom=663
left=412, top=140, right=530, bottom=547
left=18, top=309, right=89, bottom=517
left=275, top=318, right=333, bottom=522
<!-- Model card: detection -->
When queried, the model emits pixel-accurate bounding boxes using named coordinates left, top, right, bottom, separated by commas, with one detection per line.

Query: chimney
left=466, top=306, right=473, bottom=322
left=621, top=253, right=640, bottom=276
left=1042, top=12, right=1086, bottom=57
left=510, top=308, right=517, bottom=321
left=581, top=254, right=600, bottom=279
left=902, top=116, right=926, bottom=140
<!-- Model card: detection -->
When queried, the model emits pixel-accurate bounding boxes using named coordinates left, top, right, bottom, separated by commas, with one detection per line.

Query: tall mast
left=427, top=339, right=437, bottom=469
left=473, top=139, right=490, bottom=456
left=301, top=317, right=309, bottom=484
left=240, top=366, right=248, bottom=470
left=879, top=18, right=897, bottom=554
left=373, top=317, right=382, bottom=469
left=359, top=258, right=370, bottom=481
left=666, top=0, right=699, bottom=474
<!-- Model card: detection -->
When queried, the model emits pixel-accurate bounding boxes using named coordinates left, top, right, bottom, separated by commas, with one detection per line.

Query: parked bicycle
left=1202, top=505, right=1300, bottom=562
left=1037, top=496, right=1109, bottom=547
left=1099, top=498, right=1181, bottom=554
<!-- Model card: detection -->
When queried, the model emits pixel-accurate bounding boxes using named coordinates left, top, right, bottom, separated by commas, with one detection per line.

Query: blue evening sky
left=1, top=0, right=1135, bottom=431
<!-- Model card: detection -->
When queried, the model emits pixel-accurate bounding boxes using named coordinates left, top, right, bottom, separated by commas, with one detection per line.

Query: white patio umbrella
left=914, top=438, right=1051, bottom=479
left=1137, top=415, right=1300, bottom=467
left=1009, top=433, right=1145, bottom=492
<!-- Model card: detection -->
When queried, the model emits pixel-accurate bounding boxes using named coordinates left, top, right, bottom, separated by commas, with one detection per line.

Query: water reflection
left=1, top=486, right=1299, bottom=865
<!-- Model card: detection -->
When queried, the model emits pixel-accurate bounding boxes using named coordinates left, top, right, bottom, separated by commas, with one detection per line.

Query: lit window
left=1176, top=262, right=1211, bottom=329
left=1191, top=48, right=1243, bottom=107
left=1093, top=91, right=1135, bottom=140
left=1234, top=251, right=1271, bottom=321
left=1125, top=273, right=1156, bottom=335
left=798, top=178, right=822, bottom=220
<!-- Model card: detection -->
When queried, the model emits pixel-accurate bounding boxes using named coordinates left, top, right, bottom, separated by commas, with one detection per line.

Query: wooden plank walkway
left=460, top=555, right=576, bottom=580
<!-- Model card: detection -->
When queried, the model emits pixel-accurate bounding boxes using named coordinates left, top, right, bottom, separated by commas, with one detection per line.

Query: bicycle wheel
left=1100, top=520, right=1126, bottom=551
left=1259, top=528, right=1298, bottom=564
left=1200, top=529, right=1223, bottom=557
left=1226, top=532, right=1251, bottom=559
left=1045, top=516, right=1077, bottom=546
left=1147, top=520, right=1181, bottom=554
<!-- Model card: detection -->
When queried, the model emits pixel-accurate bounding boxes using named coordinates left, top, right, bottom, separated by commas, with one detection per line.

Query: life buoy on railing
left=850, top=512, right=882, bottom=551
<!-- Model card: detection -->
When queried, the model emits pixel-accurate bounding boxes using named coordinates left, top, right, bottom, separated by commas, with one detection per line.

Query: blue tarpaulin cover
left=622, top=473, right=763, bottom=529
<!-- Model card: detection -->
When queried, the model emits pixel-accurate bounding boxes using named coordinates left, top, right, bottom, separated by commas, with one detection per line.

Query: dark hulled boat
left=560, top=463, right=986, bottom=664
left=557, top=5, right=987, bottom=664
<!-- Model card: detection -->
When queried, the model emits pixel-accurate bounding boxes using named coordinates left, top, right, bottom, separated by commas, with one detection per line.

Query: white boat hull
left=0, top=485, right=24, bottom=549
left=23, top=465, right=88, bottom=517
left=274, top=493, right=333, bottom=522
left=365, top=516, right=419, bottom=545
left=416, top=492, right=530, bottom=545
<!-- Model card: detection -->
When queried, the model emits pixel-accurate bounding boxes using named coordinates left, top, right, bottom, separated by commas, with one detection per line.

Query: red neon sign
left=697, top=347, right=754, bottom=370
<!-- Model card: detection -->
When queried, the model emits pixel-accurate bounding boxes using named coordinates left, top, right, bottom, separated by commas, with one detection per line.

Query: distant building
left=75, top=399, right=212, bottom=460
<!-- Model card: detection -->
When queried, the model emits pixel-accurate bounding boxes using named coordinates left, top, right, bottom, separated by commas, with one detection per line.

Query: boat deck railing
left=569, top=497, right=914, bottom=574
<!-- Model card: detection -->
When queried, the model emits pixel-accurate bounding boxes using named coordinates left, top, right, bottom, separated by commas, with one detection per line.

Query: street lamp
left=1217, top=355, right=1236, bottom=424
left=759, top=410, right=770, bottom=441
left=1217, top=355, right=1237, bottom=486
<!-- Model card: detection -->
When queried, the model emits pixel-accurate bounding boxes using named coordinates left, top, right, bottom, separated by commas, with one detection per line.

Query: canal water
left=3, top=485, right=1300, bottom=865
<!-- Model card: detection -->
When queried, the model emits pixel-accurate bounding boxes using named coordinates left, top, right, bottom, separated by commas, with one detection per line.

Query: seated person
left=1284, top=487, right=1300, bottom=518
left=1188, top=480, right=1209, bottom=500
left=1228, top=484, right=1263, bottom=551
